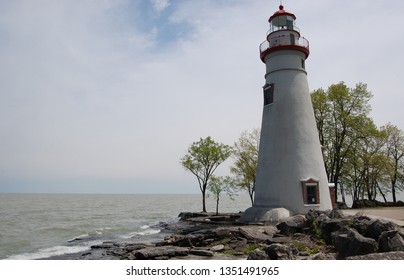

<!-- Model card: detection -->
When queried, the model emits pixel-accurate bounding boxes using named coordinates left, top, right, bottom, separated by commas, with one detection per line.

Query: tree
left=208, top=176, right=236, bottom=215
left=180, top=136, right=233, bottom=212
left=343, top=120, right=388, bottom=202
left=230, top=128, right=260, bottom=206
left=383, top=123, right=404, bottom=204
left=311, top=82, right=373, bottom=202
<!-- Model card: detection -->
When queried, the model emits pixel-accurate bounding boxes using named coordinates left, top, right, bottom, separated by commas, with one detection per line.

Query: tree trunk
left=202, top=189, right=207, bottom=212
left=340, top=183, right=346, bottom=203
left=215, top=197, right=219, bottom=215
left=378, top=185, right=387, bottom=203
left=249, top=183, right=255, bottom=206
left=391, top=171, right=398, bottom=204
left=392, top=185, right=397, bottom=204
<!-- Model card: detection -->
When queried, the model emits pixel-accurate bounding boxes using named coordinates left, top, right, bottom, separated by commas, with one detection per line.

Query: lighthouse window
left=301, top=59, right=305, bottom=69
left=263, top=83, right=274, bottom=106
left=306, top=185, right=317, bottom=204
left=301, top=179, right=320, bottom=205
left=286, top=19, right=293, bottom=30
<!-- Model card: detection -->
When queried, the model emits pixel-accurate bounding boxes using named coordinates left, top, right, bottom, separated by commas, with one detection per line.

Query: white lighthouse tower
left=241, top=5, right=333, bottom=222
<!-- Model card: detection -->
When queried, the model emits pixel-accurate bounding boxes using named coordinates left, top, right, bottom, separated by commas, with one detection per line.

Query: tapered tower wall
left=254, top=50, right=332, bottom=214
left=240, top=5, right=333, bottom=222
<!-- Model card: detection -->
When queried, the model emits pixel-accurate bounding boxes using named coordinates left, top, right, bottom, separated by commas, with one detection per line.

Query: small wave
left=67, top=234, right=89, bottom=243
left=67, top=227, right=116, bottom=242
left=134, top=228, right=161, bottom=236
left=6, top=245, right=90, bottom=260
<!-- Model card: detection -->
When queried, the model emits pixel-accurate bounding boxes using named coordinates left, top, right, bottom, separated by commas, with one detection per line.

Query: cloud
left=1, top=0, right=404, bottom=194
left=150, top=0, right=170, bottom=12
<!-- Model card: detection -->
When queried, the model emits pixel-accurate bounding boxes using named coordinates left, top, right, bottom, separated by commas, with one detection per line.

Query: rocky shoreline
left=46, top=209, right=404, bottom=260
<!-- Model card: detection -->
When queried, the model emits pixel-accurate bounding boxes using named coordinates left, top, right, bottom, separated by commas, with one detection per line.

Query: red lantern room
left=260, top=5, right=310, bottom=62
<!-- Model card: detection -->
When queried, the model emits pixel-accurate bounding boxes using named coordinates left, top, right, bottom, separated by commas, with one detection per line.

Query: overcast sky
left=1, top=0, right=404, bottom=194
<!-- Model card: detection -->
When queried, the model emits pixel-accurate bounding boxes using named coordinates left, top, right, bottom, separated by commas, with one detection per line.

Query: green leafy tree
left=343, top=120, right=388, bottom=202
left=230, top=128, right=260, bottom=206
left=311, top=82, right=373, bottom=202
left=383, top=123, right=404, bottom=203
left=208, top=176, right=237, bottom=215
left=180, top=136, right=233, bottom=212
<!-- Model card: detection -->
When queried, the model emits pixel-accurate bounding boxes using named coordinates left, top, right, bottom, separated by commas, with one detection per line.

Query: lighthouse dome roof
left=269, top=5, right=296, bottom=22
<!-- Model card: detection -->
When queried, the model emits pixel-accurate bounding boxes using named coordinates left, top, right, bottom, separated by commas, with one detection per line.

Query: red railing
left=259, top=34, right=310, bottom=60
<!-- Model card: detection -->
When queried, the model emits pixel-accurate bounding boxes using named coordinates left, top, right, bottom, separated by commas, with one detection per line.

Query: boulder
left=247, top=249, right=269, bottom=260
left=366, top=219, right=398, bottom=240
left=238, top=227, right=271, bottom=242
left=305, top=209, right=320, bottom=223
left=189, top=249, right=214, bottom=257
left=336, top=202, right=349, bottom=209
left=352, top=199, right=385, bottom=209
left=333, top=228, right=379, bottom=259
left=378, top=230, right=404, bottom=252
left=228, top=238, right=248, bottom=250
left=134, top=246, right=189, bottom=260
left=172, top=236, right=195, bottom=247
left=276, top=215, right=307, bottom=236
left=91, top=242, right=115, bottom=249
left=178, top=212, right=210, bottom=220
left=329, top=208, right=344, bottom=219
left=350, top=216, right=371, bottom=236
left=265, top=244, right=294, bottom=260
left=320, top=219, right=350, bottom=244
left=210, top=244, right=225, bottom=252
left=346, top=251, right=404, bottom=260
left=124, top=244, right=147, bottom=252
left=316, top=213, right=330, bottom=223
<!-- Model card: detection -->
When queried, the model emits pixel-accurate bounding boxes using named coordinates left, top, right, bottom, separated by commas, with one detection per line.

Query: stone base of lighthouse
left=239, top=207, right=290, bottom=224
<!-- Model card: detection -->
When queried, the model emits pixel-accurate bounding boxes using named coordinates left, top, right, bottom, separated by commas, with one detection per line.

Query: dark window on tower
left=306, top=185, right=317, bottom=204
left=286, top=19, right=293, bottom=30
left=263, top=83, right=274, bottom=106
left=301, top=179, right=320, bottom=205
left=302, top=59, right=305, bottom=69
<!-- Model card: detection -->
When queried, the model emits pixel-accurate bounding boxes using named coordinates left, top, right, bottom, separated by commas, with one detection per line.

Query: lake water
left=0, top=193, right=251, bottom=260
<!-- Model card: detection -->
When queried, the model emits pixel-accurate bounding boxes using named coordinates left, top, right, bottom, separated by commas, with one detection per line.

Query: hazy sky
left=1, top=0, right=404, bottom=194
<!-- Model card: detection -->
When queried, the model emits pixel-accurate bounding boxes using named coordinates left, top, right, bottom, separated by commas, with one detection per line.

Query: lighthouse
left=241, top=5, right=333, bottom=222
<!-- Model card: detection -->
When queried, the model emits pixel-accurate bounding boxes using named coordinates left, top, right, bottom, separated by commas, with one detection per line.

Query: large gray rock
left=350, top=216, right=371, bottom=235
left=210, top=244, right=225, bottom=252
left=276, top=215, right=307, bottom=236
left=329, top=208, right=344, bottom=219
left=333, top=228, right=379, bottom=259
left=124, top=244, right=147, bottom=252
left=247, top=249, right=269, bottom=260
left=320, top=219, right=350, bottom=244
left=189, top=249, right=214, bottom=257
left=238, top=227, right=271, bottom=242
left=378, top=230, right=404, bottom=252
left=346, top=251, right=404, bottom=260
left=366, top=219, right=398, bottom=240
left=265, top=244, right=295, bottom=260
left=135, top=246, right=189, bottom=260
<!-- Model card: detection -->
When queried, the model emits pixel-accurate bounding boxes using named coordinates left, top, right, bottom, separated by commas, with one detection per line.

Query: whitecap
left=67, top=234, right=89, bottom=242
left=6, top=245, right=90, bottom=260
left=133, top=228, right=161, bottom=236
